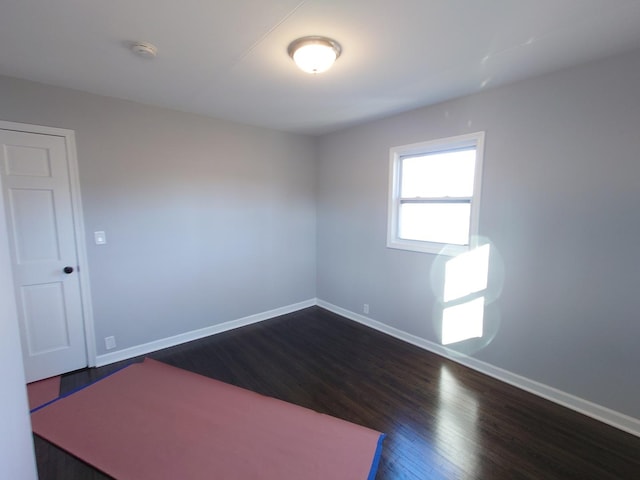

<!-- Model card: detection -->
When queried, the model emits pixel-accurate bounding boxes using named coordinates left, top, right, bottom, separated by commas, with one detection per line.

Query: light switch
left=94, top=231, right=107, bottom=245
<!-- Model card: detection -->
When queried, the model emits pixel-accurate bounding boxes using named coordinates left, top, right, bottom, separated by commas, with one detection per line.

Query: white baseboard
left=317, top=299, right=640, bottom=439
left=96, top=299, right=317, bottom=367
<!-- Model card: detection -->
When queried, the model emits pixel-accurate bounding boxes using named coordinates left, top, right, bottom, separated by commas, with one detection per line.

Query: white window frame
left=387, top=132, right=485, bottom=255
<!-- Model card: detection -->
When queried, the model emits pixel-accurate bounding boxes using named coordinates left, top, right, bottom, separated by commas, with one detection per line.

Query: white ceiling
left=2, top=0, right=640, bottom=135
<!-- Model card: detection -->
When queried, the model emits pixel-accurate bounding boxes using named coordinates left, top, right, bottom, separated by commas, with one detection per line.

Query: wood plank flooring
left=34, top=306, right=640, bottom=479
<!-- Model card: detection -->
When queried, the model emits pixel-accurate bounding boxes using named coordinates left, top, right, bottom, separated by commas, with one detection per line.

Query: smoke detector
left=130, top=41, right=158, bottom=59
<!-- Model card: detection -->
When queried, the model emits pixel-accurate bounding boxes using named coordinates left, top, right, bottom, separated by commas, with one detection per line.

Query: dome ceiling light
left=130, top=41, right=158, bottom=59
left=287, top=36, right=342, bottom=74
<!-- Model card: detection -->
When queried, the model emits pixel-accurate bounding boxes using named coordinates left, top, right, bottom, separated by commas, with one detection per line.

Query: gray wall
left=0, top=76, right=317, bottom=355
left=316, top=48, right=640, bottom=420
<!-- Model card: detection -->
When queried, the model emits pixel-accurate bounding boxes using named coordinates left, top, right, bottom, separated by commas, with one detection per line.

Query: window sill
left=386, top=238, right=468, bottom=256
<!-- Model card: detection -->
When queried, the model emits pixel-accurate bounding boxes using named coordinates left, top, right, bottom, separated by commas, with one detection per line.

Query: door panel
left=9, top=188, right=60, bottom=263
left=0, top=129, right=87, bottom=382
left=21, top=282, right=70, bottom=354
left=4, top=144, right=52, bottom=177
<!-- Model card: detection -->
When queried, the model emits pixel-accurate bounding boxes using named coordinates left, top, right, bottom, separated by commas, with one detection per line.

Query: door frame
left=0, top=120, right=96, bottom=368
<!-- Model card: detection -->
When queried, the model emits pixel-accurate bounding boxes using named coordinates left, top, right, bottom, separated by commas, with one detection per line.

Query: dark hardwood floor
left=34, top=306, right=640, bottom=479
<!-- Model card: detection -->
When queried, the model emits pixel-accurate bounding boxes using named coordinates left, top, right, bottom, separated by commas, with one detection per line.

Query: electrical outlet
left=105, top=336, right=116, bottom=350
left=363, top=304, right=369, bottom=315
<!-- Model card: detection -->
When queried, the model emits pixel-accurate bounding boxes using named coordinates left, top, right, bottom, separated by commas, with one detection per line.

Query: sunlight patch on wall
left=441, top=244, right=490, bottom=346
left=443, top=244, right=490, bottom=302
left=442, top=297, right=485, bottom=345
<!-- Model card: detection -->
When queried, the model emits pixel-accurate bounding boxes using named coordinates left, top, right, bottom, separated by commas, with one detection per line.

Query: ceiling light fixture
left=287, top=36, right=341, bottom=74
left=130, top=41, right=158, bottom=59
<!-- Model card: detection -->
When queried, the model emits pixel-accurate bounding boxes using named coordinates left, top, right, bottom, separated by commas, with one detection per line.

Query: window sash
left=399, top=197, right=471, bottom=204
left=398, top=147, right=476, bottom=198
left=398, top=202, right=472, bottom=246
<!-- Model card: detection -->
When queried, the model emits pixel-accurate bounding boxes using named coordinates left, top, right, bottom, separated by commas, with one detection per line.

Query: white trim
left=387, top=131, right=485, bottom=256
left=0, top=120, right=97, bottom=367
left=65, top=131, right=97, bottom=366
left=316, top=299, right=640, bottom=439
left=469, top=132, right=484, bottom=250
left=96, top=299, right=317, bottom=367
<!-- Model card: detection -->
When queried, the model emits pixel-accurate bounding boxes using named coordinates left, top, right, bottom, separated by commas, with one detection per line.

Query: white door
left=0, top=128, right=87, bottom=382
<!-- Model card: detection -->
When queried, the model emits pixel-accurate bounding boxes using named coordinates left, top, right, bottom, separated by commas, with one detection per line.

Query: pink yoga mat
left=31, top=358, right=384, bottom=480
left=27, top=375, right=60, bottom=411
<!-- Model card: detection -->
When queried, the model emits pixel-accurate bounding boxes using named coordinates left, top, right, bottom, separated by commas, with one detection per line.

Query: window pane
left=401, top=148, right=476, bottom=198
left=399, top=203, right=471, bottom=245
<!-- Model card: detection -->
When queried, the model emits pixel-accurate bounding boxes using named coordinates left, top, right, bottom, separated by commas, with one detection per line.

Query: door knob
left=63, top=266, right=74, bottom=274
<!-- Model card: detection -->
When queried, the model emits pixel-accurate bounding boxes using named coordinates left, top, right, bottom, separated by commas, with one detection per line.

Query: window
left=387, top=132, right=485, bottom=255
